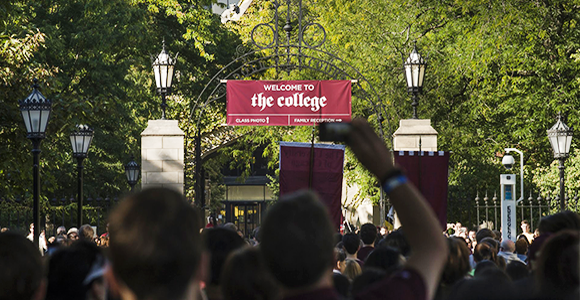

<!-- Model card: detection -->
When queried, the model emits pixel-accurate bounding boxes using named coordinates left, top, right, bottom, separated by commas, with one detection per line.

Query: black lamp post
left=547, top=113, right=573, bottom=212
left=19, top=79, right=52, bottom=248
left=151, top=39, right=178, bottom=119
left=125, top=156, right=140, bottom=191
left=70, top=124, right=94, bottom=228
left=403, top=44, right=427, bottom=119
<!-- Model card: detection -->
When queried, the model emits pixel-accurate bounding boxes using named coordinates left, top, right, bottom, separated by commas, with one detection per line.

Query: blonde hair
left=343, top=259, right=362, bottom=281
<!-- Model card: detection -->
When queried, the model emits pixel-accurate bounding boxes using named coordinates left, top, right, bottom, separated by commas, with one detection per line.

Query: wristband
left=382, top=175, right=408, bottom=195
left=379, top=168, right=404, bottom=184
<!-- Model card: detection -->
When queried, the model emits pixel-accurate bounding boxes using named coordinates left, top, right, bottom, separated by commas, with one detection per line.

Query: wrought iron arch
left=187, top=0, right=393, bottom=217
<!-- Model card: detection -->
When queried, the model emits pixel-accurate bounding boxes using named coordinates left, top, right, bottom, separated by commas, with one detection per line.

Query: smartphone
left=319, top=122, right=352, bottom=142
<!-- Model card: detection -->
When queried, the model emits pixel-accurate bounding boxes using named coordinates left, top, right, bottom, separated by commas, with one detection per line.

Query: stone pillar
left=141, top=120, right=185, bottom=194
left=392, top=119, right=438, bottom=229
left=393, top=119, right=438, bottom=151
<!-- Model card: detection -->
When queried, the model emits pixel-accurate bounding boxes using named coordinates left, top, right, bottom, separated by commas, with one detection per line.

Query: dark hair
left=351, top=268, right=387, bottom=296
left=334, top=248, right=346, bottom=266
left=359, top=223, right=378, bottom=245
left=204, top=228, right=245, bottom=285
left=378, top=228, right=410, bottom=257
left=505, top=261, right=528, bottom=282
left=342, top=233, right=360, bottom=255
left=475, top=228, right=495, bottom=243
left=363, top=247, right=402, bottom=273
left=332, top=272, right=350, bottom=298
left=480, top=237, right=498, bottom=252
left=474, top=260, right=499, bottom=278
left=492, top=230, right=501, bottom=241
left=108, top=187, right=202, bottom=300
left=535, top=230, right=579, bottom=297
left=221, top=247, right=280, bottom=300
left=450, top=266, right=515, bottom=300
left=260, top=190, right=334, bottom=288
left=441, top=237, right=471, bottom=286
left=0, top=232, right=44, bottom=300
left=45, top=240, right=104, bottom=300
left=538, top=211, right=580, bottom=235
left=473, top=242, right=497, bottom=264
left=515, top=238, right=528, bottom=255
left=334, top=233, right=343, bottom=246
left=79, top=224, right=94, bottom=242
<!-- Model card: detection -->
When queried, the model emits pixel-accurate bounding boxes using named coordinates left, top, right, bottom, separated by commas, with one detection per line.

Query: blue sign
left=505, top=185, right=513, bottom=200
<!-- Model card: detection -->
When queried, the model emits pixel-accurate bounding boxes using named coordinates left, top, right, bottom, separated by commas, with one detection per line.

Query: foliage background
left=2, top=0, right=580, bottom=228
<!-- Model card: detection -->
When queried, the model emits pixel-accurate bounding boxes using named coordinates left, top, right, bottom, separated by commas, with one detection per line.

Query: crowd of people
left=1, top=119, right=579, bottom=300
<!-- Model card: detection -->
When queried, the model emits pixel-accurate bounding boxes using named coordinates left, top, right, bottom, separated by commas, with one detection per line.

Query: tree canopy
left=2, top=0, right=580, bottom=217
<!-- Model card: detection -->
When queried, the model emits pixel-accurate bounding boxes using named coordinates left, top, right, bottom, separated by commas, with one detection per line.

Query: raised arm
left=346, top=118, right=447, bottom=300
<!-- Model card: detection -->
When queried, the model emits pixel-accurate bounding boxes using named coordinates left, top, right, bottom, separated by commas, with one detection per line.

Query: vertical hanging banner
left=394, top=151, right=450, bottom=230
left=279, top=142, right=345, bottom=228
left=227, top=80, right=352, bottom=126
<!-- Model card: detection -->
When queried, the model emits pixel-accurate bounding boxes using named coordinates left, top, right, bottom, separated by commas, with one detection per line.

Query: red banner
left=226, top=80, right=352, bottom=126
left=279, top=142, right=345, bottom=228
left=394, top=151, right=450, bottom=230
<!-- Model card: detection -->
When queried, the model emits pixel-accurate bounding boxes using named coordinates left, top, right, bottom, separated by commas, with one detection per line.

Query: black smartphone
left=319, top=122, right=352, bottom=142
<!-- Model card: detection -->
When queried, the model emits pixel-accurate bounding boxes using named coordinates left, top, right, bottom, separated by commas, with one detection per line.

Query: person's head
left=492, top=230, right=501, bottom=242
left=521, top=220, right=531, bottom=233
left=377, top=228, right=410, bottom=257
left=343, top=259, right=362, bottom=281
left=450, top=264, right=515, bottom=300
left=223, top=222, right=237, bottom=232
left=363, top=246, right=403, bottom=274
left=505, top=261, right=529, bottom=282
left=334, top=248, right=347, bottom=272
left=359, top=223, right=377, bottom=246
left=56, top=226, right=67, bottom=236
left=342, top=233, right=360, bottom=255
left=260, top=190, right=334, bottom=289
left=108, top=187, right=203, bottom=300
left=475, top=228, right=495, bottom=243
left=515, top=238, right=528, bottom=255
left=473, top=242, right=497, bottom=264
left=351, top=268, right=386, bottom=296
left=538, top=211, right=580, bottom=235
left=468, top=230, right=476, bottom=241
left=473, top=260, right=499, bottom=278
left=203, top=228, right=245, bottom=286
left=67, top=228, right=79, bottom=241
left=79, top=224, right=94, bottom=242
left=441, top=237, right=471, bottom=286
left=499, top=240, right=515, bottom=253
left=535, top=229, right=579, bottom=297
left=45, top=240, right=106, bottom=300
left=221, top=247, right=280, bottom=300
left=0, top=232, right=45, bottom=300
left=480, top=237, right=499, bottom=253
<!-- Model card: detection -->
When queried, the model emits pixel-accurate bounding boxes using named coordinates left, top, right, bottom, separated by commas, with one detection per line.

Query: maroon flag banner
left=279, top=142, right=345, bottom=228
left=227, top=80, right=351, bottom=126
left=394, top=151, right=450, bottom=230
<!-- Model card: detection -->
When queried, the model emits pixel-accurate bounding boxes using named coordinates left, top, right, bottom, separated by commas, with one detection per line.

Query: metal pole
left=195, top=131, right=203, bottom=207
left=32, top=139, right=41, bottom=248
left=161, top=93, right=167, bottom=120
left=411, top=92, right=418, bottom=119
left=559, top=158, right=566, bottom=211
left=77, top=157, right=84, bottom=228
